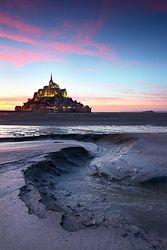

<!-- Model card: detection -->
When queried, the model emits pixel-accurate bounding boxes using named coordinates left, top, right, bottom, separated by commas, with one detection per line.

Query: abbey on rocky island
left=15, top=74, right=91, bottom=113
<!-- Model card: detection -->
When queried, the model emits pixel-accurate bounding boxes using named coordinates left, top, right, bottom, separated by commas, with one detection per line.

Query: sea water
left=0, top=125, right=167, bottom=138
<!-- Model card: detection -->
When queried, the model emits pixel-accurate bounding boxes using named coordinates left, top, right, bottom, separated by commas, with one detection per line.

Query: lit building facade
left=15, top=74, right=91, bottom=113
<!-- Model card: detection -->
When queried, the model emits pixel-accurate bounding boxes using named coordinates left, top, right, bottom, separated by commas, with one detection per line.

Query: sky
left=0, top=0, right=167, bottom=112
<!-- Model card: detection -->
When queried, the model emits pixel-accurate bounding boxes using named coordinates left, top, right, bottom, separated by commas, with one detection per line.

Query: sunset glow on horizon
left=0, top=0, right=167, bottom=112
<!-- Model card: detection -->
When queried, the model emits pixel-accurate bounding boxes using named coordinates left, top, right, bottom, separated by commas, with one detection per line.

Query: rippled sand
left=1, top=133, right=167, bottom=249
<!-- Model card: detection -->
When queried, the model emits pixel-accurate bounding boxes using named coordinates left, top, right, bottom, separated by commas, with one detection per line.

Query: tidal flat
left=0, top=131, right=167, bottom=250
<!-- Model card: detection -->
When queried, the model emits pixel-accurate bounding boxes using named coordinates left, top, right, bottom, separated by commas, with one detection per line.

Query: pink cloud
left=0, top=96, right=29, bottom=102
left=0, top=12, right=45, bottom=46
left=1, top=87, right=167, bottom=112
left=0, top=11, right=140, bottom=66
left=51, top=42, right=100, bottom=56
left=0, top=95, right=29, bottom=110
left=0, top=29, right=37, bottom=45
left=61, top=18, right=105, bottom=47
left=92, top=104, right=166, bottom=112
left=0, top=12, right=42, bottom=35
left=72, top=87, right=167, bottom=112
left=0, top=15, right=60, bottom=46
left=0, top=46, right=63, bottom=66
left=51, top=18, right=118, bottom=60
left=60, top=19, right=136, bottom=63
left=50, top=40, right=118, bottom=62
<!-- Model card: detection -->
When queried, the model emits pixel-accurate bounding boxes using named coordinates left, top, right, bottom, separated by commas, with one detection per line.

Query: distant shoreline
left=0, top=110, right=167, bottom=113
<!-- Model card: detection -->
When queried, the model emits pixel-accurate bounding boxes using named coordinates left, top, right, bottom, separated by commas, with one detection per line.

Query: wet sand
left=1, top=134, right=167, bottom=249
left=0, top=111, right=167, bottom=126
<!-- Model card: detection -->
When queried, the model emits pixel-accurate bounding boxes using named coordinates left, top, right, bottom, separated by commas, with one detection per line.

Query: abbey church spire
left=50, top=72, right=53, bottom=83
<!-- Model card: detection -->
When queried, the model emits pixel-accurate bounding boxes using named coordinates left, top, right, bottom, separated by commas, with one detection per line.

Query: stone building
left=15, top=74, right=91, bottom=113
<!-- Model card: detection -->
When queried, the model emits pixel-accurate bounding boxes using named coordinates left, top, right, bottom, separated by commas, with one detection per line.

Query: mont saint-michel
left=15, top=74, right=91, bottom=113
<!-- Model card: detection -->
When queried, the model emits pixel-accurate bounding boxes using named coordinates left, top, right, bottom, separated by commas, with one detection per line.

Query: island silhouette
left=15, top=74, right=91, bottom=113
